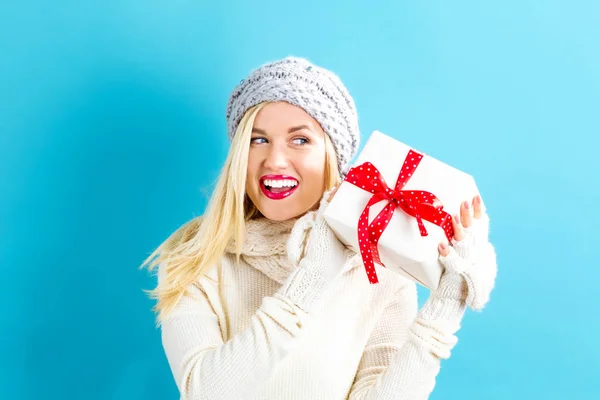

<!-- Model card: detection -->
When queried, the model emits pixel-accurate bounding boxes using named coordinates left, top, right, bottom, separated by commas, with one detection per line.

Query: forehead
left=253, top=102, right=321, bottom=131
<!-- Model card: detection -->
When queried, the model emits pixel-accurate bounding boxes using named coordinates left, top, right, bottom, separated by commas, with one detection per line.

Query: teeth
left=263, top=179, right=298, bottom=188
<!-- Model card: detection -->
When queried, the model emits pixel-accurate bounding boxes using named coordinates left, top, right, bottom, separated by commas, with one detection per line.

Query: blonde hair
left=140, top=101, right=342, bottom=326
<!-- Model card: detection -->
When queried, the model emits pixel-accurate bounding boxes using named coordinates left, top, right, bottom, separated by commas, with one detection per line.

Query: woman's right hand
left=282, top=186, right=352, bottom=311
left=287, top=186, right=346, bottom=268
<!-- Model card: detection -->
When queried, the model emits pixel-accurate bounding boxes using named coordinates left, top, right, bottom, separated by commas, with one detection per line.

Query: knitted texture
left=225, top=217, right=298, bottom=285
left=158, top=199, right=498, bottom=399
left=279, top=189, right=355, bottom=312
left=435, top=212, right=497, bottom=311
left=226, top=56, right=360, bottom=175
left=158, top=215, right=473, bottom=399
left=159, top=211, right=486, bottom=399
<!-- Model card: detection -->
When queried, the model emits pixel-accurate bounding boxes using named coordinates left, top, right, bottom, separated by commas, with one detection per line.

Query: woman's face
left=246, top=102, right=327, bottom=221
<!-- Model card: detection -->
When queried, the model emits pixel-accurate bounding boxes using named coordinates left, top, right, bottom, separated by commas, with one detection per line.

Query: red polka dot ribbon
left=345, top=150, right=454, bottom=284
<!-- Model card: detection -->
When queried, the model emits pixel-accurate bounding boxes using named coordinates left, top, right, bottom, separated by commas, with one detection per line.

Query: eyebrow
left=252, top=125, right=312, bottom=135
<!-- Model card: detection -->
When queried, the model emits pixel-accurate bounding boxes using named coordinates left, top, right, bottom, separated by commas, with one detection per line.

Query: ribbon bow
left=345, top=150, right=454, bottom=284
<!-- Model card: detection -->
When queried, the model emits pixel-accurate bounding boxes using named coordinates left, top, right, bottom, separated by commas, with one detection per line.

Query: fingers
left=438, top=241, right=450, bottom=257
left=473, top=195, right=483, bottom=219
left=460, top=200, right=473, bottom=228
left=438, top=194, right=485, bottom=257
left=439, top=213, right=462, bottom=256
left=452, top=213, right=464, bottom=241
left=440, top=203, right=465, bottom=255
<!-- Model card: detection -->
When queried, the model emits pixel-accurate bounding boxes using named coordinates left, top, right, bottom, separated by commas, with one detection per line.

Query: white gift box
left=324, top=130, right=481, bottom=290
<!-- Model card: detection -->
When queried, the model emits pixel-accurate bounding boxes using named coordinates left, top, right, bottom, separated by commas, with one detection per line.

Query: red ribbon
left=345, top=150, right=454, bottom=284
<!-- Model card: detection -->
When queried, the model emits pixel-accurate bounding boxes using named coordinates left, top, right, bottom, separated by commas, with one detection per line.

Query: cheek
left=246, top=153, right=260, bottom=177
left=298, top=156, right=326, bottom=184
left=245, top=159, right=258, bottom=190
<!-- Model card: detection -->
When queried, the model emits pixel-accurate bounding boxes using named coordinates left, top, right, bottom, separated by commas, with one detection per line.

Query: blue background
left=2, top=1, right=598, bottom=399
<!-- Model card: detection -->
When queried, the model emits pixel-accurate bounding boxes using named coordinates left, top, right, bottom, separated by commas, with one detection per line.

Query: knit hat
left=225, top=56, right=360, bottom=175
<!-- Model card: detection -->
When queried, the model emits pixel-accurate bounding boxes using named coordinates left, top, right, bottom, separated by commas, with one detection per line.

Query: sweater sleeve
left=160, top=260, right=332, bottom=400
left=348, top=281, right=466, bottom=400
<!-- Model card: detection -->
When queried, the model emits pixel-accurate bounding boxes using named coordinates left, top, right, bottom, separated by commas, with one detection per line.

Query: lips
left=260, top=174, right=299, bottom=200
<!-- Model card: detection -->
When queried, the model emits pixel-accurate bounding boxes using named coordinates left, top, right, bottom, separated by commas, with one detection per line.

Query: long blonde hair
left=140, top=101, right=342, bottom=326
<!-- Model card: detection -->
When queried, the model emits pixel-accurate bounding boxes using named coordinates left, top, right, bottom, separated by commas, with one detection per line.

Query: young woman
left=141, top=56, right=497, bottom=399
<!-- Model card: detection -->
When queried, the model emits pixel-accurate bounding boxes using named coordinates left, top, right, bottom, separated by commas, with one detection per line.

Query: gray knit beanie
left=225, top=56, right=360, bottom=175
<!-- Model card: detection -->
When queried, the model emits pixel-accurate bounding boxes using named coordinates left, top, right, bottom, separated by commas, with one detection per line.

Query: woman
left=141, top=56, right=497, bottom=399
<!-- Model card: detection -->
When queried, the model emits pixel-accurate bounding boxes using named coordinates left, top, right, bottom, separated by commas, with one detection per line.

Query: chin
left=259, top=206, right=304, bottom=221
left=252, top=196, right=317, bottom=221
left=247, top=187, right=320, bottom=221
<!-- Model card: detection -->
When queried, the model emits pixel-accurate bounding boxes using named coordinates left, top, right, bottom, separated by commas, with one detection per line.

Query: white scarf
left=226, top=216, right=362, bottom=284
left=226, top=217, right=299, bottom=284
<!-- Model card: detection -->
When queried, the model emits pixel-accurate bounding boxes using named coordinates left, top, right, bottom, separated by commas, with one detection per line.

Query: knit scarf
left=225, top=217, right=299, bottom=284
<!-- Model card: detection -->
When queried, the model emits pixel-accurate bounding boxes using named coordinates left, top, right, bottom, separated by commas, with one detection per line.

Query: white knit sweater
left=159, top=217, right=474, bottom=400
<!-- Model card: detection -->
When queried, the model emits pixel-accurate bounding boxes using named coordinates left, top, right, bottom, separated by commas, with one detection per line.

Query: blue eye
left=251, top=137, right=267, bottom=144
left=292, top=137, right=309, bottom=145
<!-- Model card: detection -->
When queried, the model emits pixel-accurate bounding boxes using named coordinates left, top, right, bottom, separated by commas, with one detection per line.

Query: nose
left=263, top=143, right=289, bottom=171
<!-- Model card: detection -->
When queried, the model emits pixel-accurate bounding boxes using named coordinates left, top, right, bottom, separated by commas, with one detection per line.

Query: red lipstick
left=260, top=174, right=299, bottom=200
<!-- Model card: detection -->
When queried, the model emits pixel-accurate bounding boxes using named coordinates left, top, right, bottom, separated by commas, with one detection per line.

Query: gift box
left=324, top=130, right=482, bottom=290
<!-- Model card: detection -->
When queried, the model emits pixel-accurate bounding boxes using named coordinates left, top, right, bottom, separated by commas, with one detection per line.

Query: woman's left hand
left=434, top=195, right=497, bottom=311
